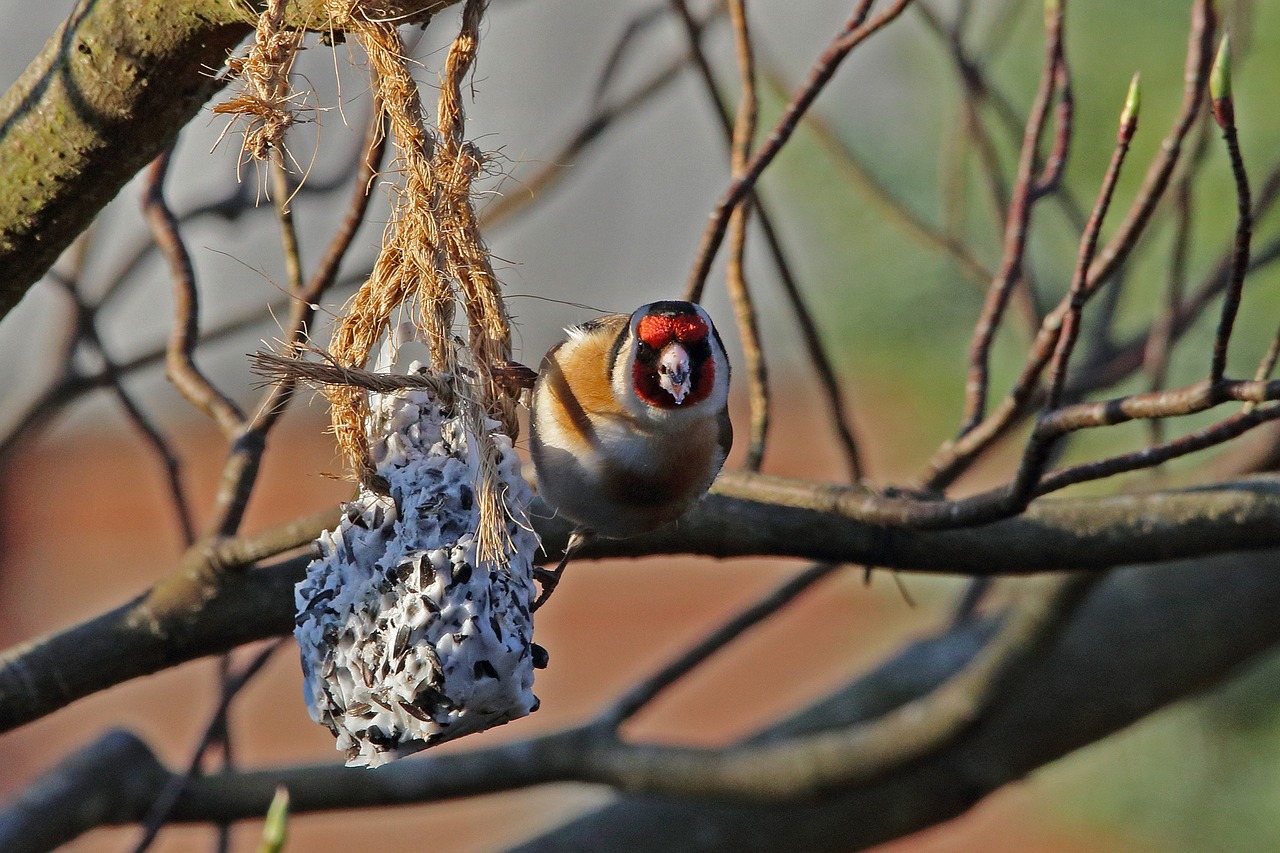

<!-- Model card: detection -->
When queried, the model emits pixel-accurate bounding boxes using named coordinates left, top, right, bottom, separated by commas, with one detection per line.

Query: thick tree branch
left=0, top=552, right=306, bottom=734
left=511, top=551, right=1280, bottom=852
left=0, top=730, right=169, bottom=853
left=8, top=474, right=1280, bottom=734
left=6, top=552, right=1280, bottom=852
left=0, top=0, right=455, bottom=321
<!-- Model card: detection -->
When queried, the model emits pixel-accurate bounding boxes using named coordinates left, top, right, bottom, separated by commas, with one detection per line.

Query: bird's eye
left=636, top=341, right=655, bottom=361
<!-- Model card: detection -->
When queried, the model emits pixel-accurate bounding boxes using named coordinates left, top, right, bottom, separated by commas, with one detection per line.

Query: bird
left=528, top=300, right=732, bottom=606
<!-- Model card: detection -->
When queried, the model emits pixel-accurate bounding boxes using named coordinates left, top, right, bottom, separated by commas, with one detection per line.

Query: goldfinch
left=529, top=301, right=732, bottom=597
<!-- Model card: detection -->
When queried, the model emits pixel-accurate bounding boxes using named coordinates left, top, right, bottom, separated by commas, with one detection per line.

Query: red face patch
left=636, top=313, right=709, bottom=349
left=632, top=344, right=716, bottom=409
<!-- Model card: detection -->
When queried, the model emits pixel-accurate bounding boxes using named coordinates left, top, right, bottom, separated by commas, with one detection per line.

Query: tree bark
left=3, top=550, right=1274, bottom=851
left=507, top=552, right=1280, bottom=852
left=0, top=0, right=454, bottom=320
left=5, top=476, right=1280, bottom=734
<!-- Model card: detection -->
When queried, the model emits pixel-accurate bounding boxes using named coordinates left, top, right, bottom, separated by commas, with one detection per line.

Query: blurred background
left=1, top=0, right=1279, bottom=850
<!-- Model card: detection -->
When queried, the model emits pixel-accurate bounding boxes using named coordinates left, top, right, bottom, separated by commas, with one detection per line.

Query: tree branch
left=511, top=551, right=1280, bottom=852
left=0, top=0, right=456, bottom=321
left=9, top=474, right=1280, bottom=734
left=7, top=552, right=1280, bottom=851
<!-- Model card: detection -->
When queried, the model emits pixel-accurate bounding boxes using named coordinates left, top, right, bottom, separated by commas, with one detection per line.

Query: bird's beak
left=657, top=342, right=692, bottom=404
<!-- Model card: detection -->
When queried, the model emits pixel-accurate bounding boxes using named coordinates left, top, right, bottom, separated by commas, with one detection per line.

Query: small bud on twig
left=1044, top=0, right=1062, bottom=27
left=1120, top=72, right=1141, bottom=141
left=1211, top=33, right=1233, bottom=127
left=257, top=786, right=290, bottom=853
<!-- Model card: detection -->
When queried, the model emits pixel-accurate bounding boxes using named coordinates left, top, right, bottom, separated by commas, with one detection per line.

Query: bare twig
left=0, top=307, right=291, bottom=462
left=772, top=61, right=993, bottom=289
left=478, top=54, right=689, bottom=229
left=669, top=1, right=864, bottom=479
left=960, top=0, right=1064, bottom=434
left=603, top=562, right=843, bottom=727
left=213, top=110, right=388, bottom=537
left=919, top=0, right=1218, bottom=492
left=1084, top=0, right=1216, bottom=296
left=96, top=129, right=372, bottom=309
left=592, top=4, right=670, bottom=106
left=142, top=150, right=247, bottom=437
left=1141, top=168, right=1280, bottom=368
left=912, top=1, right=1041, bottom=329
left=132, top=641, right=285, bottom=853
left=1207, top=35, right=1252, bottom=384
left=1043, top=75, right=1140, bottom=411
left=1037, top=405, right=1280, bottom=495
left=679, top=0, right=770, bottom=470
left=1143, top=114, right=1211, bottom=444
left=52, top=279, right=198, bottom=546
left=1033, top=59, right=1074, bottom=198
left=1248, top=329, right=1280, bottom=413
left=683, top=0, right=913, bottom=301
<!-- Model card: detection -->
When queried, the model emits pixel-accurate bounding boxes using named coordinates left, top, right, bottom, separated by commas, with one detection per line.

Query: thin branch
left=95, top=130, right=371, bottom=309
left=668, top=2, right=864, bottom=479
left=683, top=0, right=913, bottom=302
left=0, top=306, right=290, bottom=462
left=670, top=0, right=771, bottom=470
left=724, top=0, right=769, bottom=470
left=960, top=0, right=1064, bottom=434
left=0, top=137, right=390, bottom=459
left=774, top=61, right=993, bottom=289
left=142, top=150, right=246, bottom=437
left=1143, top=114, right=1211, bottom=445
left=602, top=562, right=844, bottom=728
left=920, top=174, right=1280, bottom=494
left=1207, top=36, right=1252, bottom=383
left=211, top=111, right=387, bottom=537
left=1249, top=328, right=1280, bottom=404
left=76, top=298, right=197, bottom=546
left=1083, top=0, right=1216, bottom=296
left=476, top=5, right=718, bottom=230
left=1037, top=405, right=1280, bottom=495
left=717, top=363, right=1280, bottom=528
left=132, top=641, right=284, bottom=853
left=1143, top=167, right=1280, bottom=367
left=1032, top=58, right=1074, bottom=198
left=1038, top=382, right=1276, bottom=439
left=912, top=1, right=1043, bottom=330
left=918, top=0, right=1219, bottom=491
left=973, top=0, right=1025, bottom=58
left=43, top=240, right=198, bottom=546
left=767, top=232, right=866, bottom=480
left=1043, top=75, right=1139, bottom=411
left=591, top=4, right=670, bottom=106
